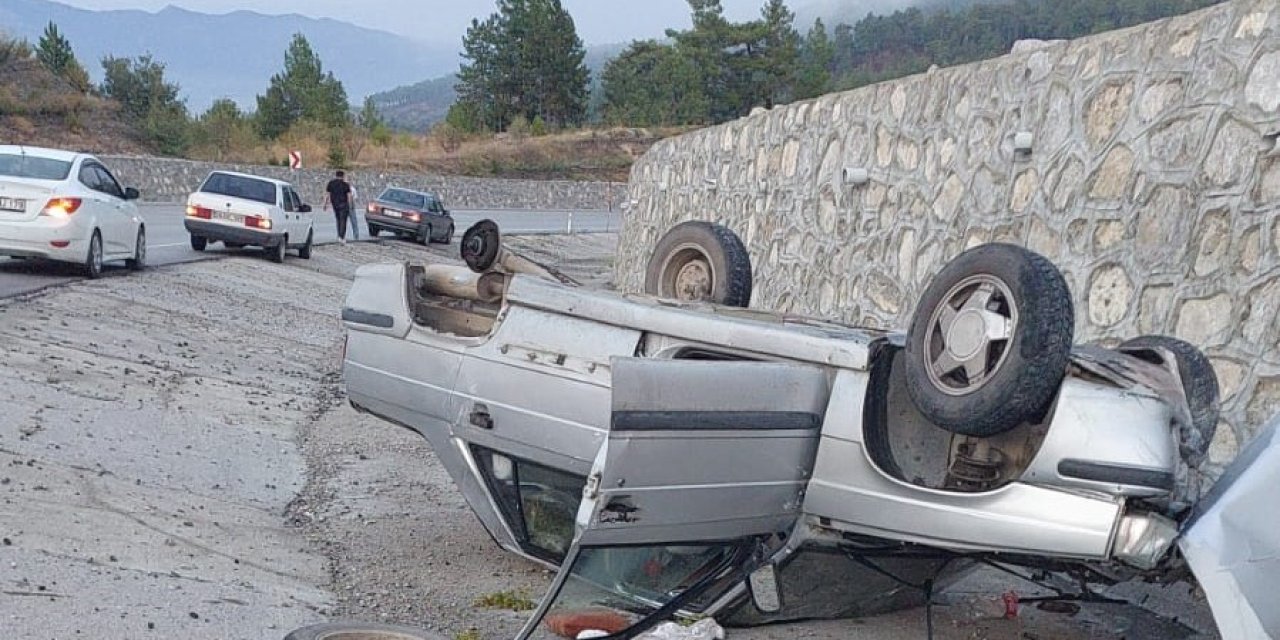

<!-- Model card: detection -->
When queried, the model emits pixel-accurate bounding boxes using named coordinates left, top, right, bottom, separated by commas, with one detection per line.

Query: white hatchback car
left=184, top=170, right=315, bottom=263
left=0, top=145, right=147, bottom=278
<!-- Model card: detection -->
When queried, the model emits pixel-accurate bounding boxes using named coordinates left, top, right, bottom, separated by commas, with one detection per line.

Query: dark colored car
left=365, top=186, right=454, bottom=245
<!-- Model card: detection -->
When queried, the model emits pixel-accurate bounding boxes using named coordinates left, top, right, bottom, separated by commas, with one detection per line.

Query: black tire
left=84, top=231, right=103, bottom=279
left=367, top=223, right=379, bottom=238
left=298, top=228, right=313, bottom=259
left=126, top=227, right=146, bottom=271
left=283, top=622, right=445, bottom=640
left=905, top=243, right=1074, bottom=437
left=643, top=220, right=752, bottom=308
left=1120, top=335, right=1220, bottom=465
left=419, top=224, right=433, bottom=245
left=190, top=235, right=207, bottom=251
left=441, top=224, right=454, bottom=245
left=270, top=236, right=287, bottom=264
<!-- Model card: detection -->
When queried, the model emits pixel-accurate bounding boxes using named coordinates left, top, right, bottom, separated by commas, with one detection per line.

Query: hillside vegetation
left=0, top=54, right=148, bottom=154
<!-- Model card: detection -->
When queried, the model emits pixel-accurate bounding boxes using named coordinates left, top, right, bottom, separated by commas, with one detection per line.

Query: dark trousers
left=334, top=205, right=350, bottom=240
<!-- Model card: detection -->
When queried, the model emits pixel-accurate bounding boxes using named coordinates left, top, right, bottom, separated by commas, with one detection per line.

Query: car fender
left=1178, top=413, right=1280, bottom=640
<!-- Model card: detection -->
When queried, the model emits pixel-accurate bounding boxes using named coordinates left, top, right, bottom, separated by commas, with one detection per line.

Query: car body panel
left=1178, top=415, right=1280, bottom=640
left=584, top=358, right=828, bottom=544
left=0, top=146, right=143, bottom=265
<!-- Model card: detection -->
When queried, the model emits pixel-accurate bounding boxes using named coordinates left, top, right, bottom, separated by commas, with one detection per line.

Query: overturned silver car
left=339, top=220, right=1278, bottom=640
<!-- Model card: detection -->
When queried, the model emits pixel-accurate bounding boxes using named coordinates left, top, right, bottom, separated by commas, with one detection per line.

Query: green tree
left=256, top=33, right=350, bottom=139
left=758, top=0, right=801, bottom=107
left=601, top=40, right=708, bottom=126
left=36, top=22, right=73, bottom=75
left=101, top=54, right=190, bottom=155
left=358, top=96, right=383, bottom=131
left=194, top=99, right=256, bottom=160
left=456, top=0, right=590, bottom=132
left=36, top=22, right=90, bottom=92
left=795, top=19, right=833, bottom=100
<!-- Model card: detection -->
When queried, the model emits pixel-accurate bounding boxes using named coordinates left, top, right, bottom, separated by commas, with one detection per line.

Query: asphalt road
left=0, top=204, right=621, bottom=298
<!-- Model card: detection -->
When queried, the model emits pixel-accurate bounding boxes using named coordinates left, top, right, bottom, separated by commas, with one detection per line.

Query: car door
left=75, top=162, right=117, bottom=252
left=585, top=357, right=830, bottom=544
left=278, top=185, right=298, bottom=237
left=509, top=358, right=831, bottom=640
left=92, top=164, right=136, bottom=255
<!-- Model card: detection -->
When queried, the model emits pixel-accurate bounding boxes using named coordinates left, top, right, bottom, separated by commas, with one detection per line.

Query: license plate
left=213, top=210, right=239, bottom=221
left=0, top=197, right=25, bottom=212
left=383, top=209, right=402, bottom=218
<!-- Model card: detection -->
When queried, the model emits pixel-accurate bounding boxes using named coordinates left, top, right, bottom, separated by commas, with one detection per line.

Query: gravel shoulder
left=1, top=234, right=1217, bottom=640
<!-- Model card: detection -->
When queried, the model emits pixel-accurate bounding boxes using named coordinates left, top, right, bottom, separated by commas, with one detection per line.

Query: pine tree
left=601, top=41, right=708, bottom=126
left=100, top=55, right=190, bottom=155
left=255, top=33, right=350, bottom=139
left=455, top=0, right=589, bottom=132
left=796, top=19, right=834, bottom=100
left=36, top=22, right=73, bottom=75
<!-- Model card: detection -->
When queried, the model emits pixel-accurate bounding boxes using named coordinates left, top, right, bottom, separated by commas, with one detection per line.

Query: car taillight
left=186, top=205, right=212, bottom=219
left=41, top=197, right=82, bottom=218
left=245, top=216, right=272, bottom=230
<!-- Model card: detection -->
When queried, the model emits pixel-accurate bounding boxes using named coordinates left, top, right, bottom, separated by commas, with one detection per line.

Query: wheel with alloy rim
left=84, top=231, right=103, bottom=279
left=905, top=243, right=1074, bottom=437
left=643, top=220, right=752, bottom=307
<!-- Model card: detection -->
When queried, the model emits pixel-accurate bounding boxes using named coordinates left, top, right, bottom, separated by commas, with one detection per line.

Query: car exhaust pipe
left=415, top=265, right=507, bottom=303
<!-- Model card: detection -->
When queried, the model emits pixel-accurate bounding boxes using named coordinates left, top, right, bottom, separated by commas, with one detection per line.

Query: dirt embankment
left=0, top=58, right=149, bottom=155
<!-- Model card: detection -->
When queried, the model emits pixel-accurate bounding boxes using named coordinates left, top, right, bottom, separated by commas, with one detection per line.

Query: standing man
left=323, top=170, right=352, bottom=245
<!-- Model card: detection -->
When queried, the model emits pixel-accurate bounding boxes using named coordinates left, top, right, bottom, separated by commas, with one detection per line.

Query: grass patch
left=473, top=589, right=537, bottom=612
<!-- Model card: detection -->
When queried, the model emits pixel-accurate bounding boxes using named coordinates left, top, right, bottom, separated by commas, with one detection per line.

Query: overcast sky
left=52, top=0, right=782, bottom=45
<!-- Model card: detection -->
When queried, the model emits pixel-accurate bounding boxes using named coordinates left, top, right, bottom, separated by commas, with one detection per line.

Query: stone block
left=1088, top=264, right=1135, bottom=328
left=1138, top=78, right=1185, bottom=122
left=1241, top=276, right=1280, bottom=346
left=1094, top=219, right=1127, bottom=252
left=1085, top=80, right=1135, bottom=148
left=1011, top=169, right=1040, bottom=213
left=1255, top=157, right=1280, bottom=204
left=1138, top=285, right=1175, bottom=334
left=1193, top=209, right=1232, bottom=276
left=1148, top=116, right=1205, bottom=169
left=1208, top=422, right=1239, bottom=466
left=1174, top=293, right=1235, bottom=347
left=1135, top=185, right=1193, bottom=264
left=1210, top=358, right=1248, bottom=402
left=1246, top=375, right=1280, bottom=427
left=1090, top=145, right=1136, bottom=200
left=1204, top=118, right=1262, bottom=189
left=932, top=174, right=965, bottom=222
left=1246, top=50, right=1280, bottom=112
left=1052, top=158, right=1086, bottom=212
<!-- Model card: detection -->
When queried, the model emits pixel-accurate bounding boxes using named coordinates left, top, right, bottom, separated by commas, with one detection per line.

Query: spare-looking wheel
left=1118, top=335, right=1220, bottom=466
left=643, top=220, right=752, bottom=307
left=283, top=621, right=445, bottom=640
left=905, top=243, right=1074, bottom=437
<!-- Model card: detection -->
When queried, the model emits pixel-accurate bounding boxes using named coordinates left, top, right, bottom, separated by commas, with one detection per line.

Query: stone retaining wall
left=616, top=0, right=1280, bottom=460
left=100, top=155, right=627, bottom=211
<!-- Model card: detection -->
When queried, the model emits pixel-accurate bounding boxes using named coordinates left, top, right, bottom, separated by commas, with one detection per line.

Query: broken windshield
left=520, top=542, right=747, bottom=640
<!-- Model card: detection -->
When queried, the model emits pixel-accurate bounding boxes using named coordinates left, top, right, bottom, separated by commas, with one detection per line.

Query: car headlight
left=1112, top=512, right=1178, bottom=570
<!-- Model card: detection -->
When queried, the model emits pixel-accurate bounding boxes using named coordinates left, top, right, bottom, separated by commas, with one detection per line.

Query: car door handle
left=469, top=404, right=493, bottom=430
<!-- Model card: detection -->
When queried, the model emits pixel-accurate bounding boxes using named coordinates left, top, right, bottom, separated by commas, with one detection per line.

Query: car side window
left=93, top=166, right=124, bottom=199
left=281, top=187, right=296, bottom=212
left=78, top=164, right=103, bottom=192
left=429, top=197, right=442, bottom=213
left=289, top=189, right=303, bottom=212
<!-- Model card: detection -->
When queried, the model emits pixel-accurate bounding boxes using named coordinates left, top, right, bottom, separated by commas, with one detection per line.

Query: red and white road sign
left=288, top=150, right=302, bottom=169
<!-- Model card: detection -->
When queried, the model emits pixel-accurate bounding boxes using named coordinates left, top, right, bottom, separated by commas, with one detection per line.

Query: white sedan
left=0, top=145, right=147, bottom=278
